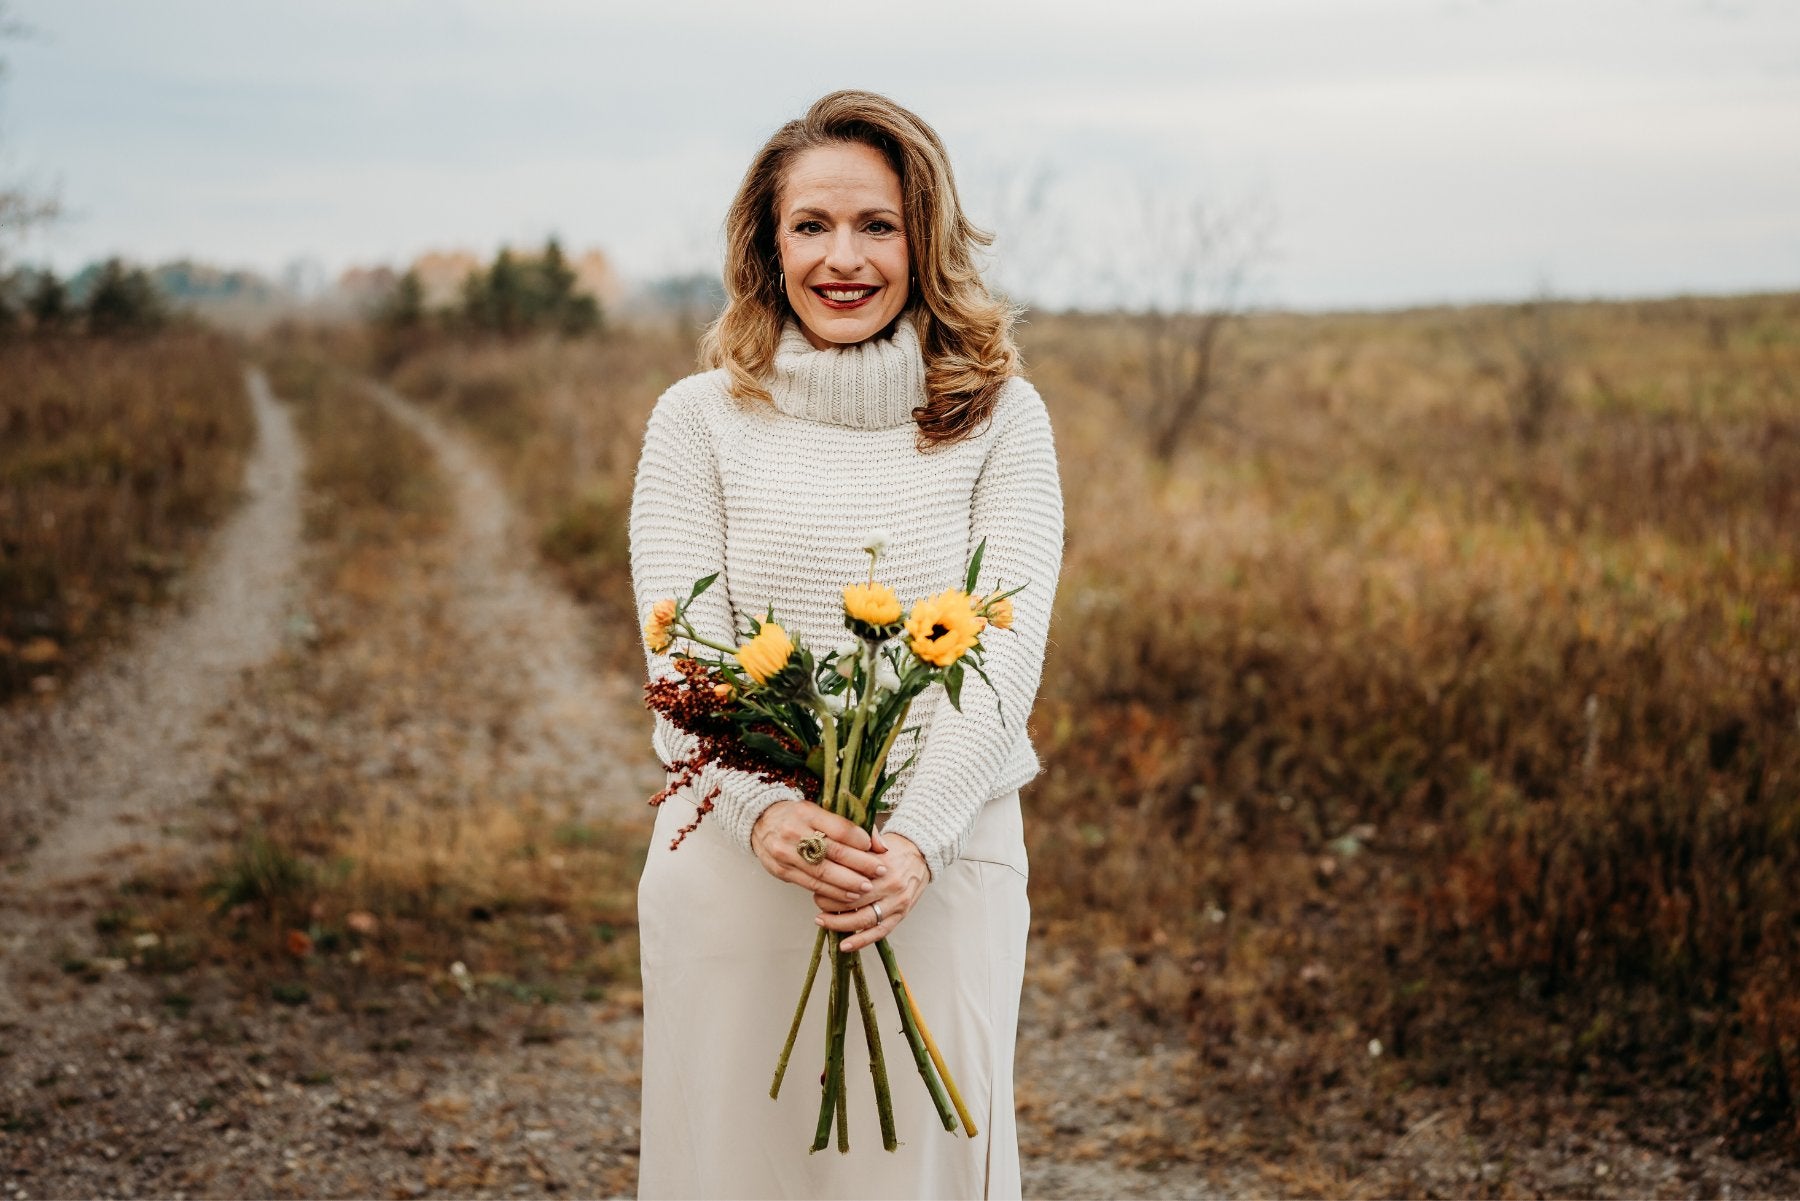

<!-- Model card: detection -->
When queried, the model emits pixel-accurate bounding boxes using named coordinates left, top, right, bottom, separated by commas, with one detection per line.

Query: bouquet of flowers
left=640, top=532, right=1024, bottom=1153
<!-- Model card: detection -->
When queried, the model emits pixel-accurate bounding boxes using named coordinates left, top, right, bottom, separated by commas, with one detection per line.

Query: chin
left=802, top=304, right=905, bottom=347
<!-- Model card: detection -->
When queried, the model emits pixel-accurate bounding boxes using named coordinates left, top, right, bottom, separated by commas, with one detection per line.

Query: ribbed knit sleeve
left=628, top=381, right=805, bottom=856
left=880, top=380, right=1065, bottom=879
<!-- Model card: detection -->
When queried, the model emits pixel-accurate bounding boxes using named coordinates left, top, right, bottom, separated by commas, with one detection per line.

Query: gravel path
left=358, top=379, right=662, bottom=819
left=0, top=367, right=306, bottom=1017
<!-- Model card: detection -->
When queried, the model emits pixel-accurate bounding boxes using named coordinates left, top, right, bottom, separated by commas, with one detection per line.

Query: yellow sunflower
left=643, top=597, right=678, bottom=653
left=843, top=581, right=902, bottom=626
left=735, top=622, right=795, bottom=685
left=905, top=589, right=983, bottom=668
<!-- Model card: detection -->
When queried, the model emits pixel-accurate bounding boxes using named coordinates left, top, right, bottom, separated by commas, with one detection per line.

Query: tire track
left=0, top=367, right=305, bottom=1015
left=358, top=378, right=662, bottom=820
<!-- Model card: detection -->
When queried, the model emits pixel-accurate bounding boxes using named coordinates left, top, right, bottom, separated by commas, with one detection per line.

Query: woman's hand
left=814, top=828, right=931, bottom=952
left=751, top=799, right=889, bottom=907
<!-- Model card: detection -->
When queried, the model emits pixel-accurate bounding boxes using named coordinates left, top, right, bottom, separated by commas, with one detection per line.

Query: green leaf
left=740, top=731, right=809, bottom=771
left=688, top=572, right=719, bottom=602
left=969, top=659, right=1006, bottom=727
left=964, top=538, right=987, bottom=593
left=945, top=662, right=965, bottom=711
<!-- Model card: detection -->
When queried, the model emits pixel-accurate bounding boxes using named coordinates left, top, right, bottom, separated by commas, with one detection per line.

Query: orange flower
left=643, top=597, right=678, bottom=653
left=843, top=582, right=902, bottom=627
left=905, top=589, right=982, bottom=668
left=735, top=622, right=795, bottom=685
left=981, top=592, right=1014, bottom=630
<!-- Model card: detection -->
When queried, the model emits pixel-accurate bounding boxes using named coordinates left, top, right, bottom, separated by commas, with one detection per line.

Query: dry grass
left=1023, top=294, right=1799, bottom=1151
left=117, top=346, right=645, bottom=1011
left=357, top=294, right=1800, bottom=1153
left=0, top=331, right=255, bottom=702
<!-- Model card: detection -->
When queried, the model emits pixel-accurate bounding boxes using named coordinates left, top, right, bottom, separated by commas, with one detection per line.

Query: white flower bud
left=875, top=658, right=901, bottom=693
left=857, top=529, right=891, bottom=558
left=821, top=691, right=849, bottom=715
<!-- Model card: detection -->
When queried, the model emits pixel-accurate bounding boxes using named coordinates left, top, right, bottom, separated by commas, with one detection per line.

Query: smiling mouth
left=812, top=284, right=880, bottom=309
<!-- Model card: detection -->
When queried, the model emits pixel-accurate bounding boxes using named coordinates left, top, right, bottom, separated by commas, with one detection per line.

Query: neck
left=766, top=316, right=926, bottom=430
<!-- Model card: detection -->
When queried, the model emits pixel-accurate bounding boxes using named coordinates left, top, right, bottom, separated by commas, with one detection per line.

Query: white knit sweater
left=627, top=315, right=1064, bottom=879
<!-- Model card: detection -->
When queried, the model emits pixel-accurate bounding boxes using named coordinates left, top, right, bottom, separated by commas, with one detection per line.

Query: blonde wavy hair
left=699, top=90, right=1020, bottom=448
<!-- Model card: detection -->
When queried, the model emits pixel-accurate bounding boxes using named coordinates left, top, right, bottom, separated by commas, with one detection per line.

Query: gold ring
left=796, top=831, right=829, bottom=865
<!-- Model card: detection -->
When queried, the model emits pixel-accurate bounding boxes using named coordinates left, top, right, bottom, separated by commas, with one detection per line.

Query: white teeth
left=820, top=287, right=875, bottom=301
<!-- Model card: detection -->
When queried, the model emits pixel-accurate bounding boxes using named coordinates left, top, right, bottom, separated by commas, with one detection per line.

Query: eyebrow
left=787, top=206, right=903, bottom=221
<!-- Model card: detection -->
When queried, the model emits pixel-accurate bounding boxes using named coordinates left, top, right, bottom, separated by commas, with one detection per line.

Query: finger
left=782, top=867, right=864, bottom=906
left=805, top=810, right=873, bottom=852
left=837, top=906, right=901, bottom=952
left=812, top=859, right=877, bottom=897
left=816, top=903, right=887, bottom=934
left=869, top=825, right=888, bottom=854
left=825, top=840, right=887, bottom=879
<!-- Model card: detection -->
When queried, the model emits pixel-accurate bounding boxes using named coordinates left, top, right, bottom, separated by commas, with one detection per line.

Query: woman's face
left=775, top=141, right=911, bottom=350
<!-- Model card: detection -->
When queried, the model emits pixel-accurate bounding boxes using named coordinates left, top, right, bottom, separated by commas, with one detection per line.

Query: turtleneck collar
left=765, top=315, right=926, bottom=430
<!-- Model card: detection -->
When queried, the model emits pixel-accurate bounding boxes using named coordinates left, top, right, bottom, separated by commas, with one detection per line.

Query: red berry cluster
left=645, top=657, right=820, bottom=849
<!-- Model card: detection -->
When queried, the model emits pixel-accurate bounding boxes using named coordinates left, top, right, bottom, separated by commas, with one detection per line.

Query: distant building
left=571, top=248, right=625, bottom=313
left=409, top=249, right=485, bottom=309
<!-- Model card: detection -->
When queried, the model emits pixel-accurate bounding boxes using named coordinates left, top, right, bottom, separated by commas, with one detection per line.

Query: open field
left=348, top=294, right=1800, bottom=1152
left=1, top=297, right=1795, bottom=1197
left=0, top=331, right=254, bottom=705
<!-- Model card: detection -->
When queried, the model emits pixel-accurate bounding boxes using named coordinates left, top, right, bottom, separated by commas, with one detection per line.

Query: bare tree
left=1111, top=189, right=1275, bottom=461
left=0, top=3, right=59, bottom=255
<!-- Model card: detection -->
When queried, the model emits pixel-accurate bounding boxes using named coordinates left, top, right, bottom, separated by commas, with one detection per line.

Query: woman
left=628, top=89, right=1064, bottom=1199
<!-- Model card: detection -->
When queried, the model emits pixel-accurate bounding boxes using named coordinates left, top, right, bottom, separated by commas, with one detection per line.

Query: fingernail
left=859, top=881, right=873, bottom=892
left=815, top=916, right=825, bottom=926
left=875, top=865, right=888, bottom=875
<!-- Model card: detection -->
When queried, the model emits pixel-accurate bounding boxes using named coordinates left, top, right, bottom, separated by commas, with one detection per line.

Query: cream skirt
left=636, top=787, right=1030, bottom=1200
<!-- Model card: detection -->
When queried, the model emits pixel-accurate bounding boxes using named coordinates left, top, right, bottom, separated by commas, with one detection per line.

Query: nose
left=823, top=225, right=863, bottom=275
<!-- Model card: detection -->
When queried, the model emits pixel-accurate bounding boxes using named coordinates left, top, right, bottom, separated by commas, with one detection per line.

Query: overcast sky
left=2, top=0, right=1796, bottom=310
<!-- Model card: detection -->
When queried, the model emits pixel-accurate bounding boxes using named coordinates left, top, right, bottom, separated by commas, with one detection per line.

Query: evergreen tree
left=485, top=248, right=527, bottom=337
left=538, top=236, right=600, bottom=337
left=378, top=269, right=425, bottom=331
left=85, top=257, right=166, bottom=336
left=0, top=269, right=18, bottom=339
left=459, top=266, right=491, bottom=333
left=26, top=268, right=70, bottom=333
left=558, top=291, right=602, bottom=337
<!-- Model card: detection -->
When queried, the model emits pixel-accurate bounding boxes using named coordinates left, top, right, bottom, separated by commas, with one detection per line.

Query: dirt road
left=2, top=368, right=1789, bottom=1200
left=0, top=367, right=306, bottom=1014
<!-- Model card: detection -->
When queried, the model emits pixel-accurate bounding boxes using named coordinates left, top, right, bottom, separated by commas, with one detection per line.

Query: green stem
left=875, top=938, right=956, bottom=1132
left=812, top=945, right=843, bottom=1153
left=831, top=948, right=853, bottom=1152
left=901, top=967, right=979, bottom=1137
left=817, top=707, right=840, bottom=818
left=670, top=621, right=740, bottom=657
left=837, top=648, right=880, bottom=823
left=856, top=698, right=913, bottom=814
left=851, top=951, right=898, bottom=1152
left=770, top=927, right=827, bottom=1099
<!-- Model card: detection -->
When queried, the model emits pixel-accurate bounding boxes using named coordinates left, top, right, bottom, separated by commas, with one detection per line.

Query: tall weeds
left=0, top=331, right=253, bottom=702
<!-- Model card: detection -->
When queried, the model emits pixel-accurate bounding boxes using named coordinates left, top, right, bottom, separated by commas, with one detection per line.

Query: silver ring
left=870, top=901, right=883, bottom=928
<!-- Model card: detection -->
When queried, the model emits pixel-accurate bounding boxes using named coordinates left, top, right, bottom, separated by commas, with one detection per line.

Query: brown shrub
left=0, top=331, right=254, bottom=702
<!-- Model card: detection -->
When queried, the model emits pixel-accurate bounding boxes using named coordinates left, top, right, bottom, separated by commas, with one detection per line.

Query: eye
left=865, top=220, right=900, bottom=236
left=791, top=219, right=825, bottom=235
